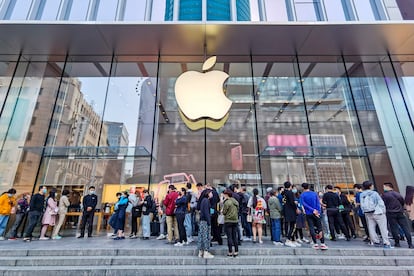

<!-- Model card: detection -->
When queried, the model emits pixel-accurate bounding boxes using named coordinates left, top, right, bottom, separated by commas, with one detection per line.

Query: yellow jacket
left=0, top=193, right=16, bottom=215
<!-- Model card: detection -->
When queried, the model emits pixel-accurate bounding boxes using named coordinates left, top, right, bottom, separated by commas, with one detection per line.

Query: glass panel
left=324, top=0, right=347, bottom=21
left=0, top=58, right=17, bottom=113
left=123, top=0, right=146, bottom=21
left=179, top=0, right=202, bottom=20
left=68, top=0, right=90, bottom=21
left=96, top=0, right=118, bottom=21
left=236, top=0, right=251, bottom=21
left=294, top=0, right=323, bottom=21
left=353, top=0, right=376, bottom=21
left=151, top=0, right=166, bottom=21
left=40, top=0, right=61, bottom=20
left=8, top=0, right=32, bottom=20
left=207, top=0, right=231, bottom=20
left=0, top=59, right=64, bottom=193
left=263, top=0, right=289, bottom=21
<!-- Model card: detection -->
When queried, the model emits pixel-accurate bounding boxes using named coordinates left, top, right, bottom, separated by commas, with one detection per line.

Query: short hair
left=143, top=189, right=149, bottom=194
left=196, top=183, right=203, bottom=187
left=353, top=184, right=362, bottom=189
left=301, top=183, right=309, bottom=190
left=186, top=182, right=192, bottom=189
left=334, top=186, right=341, bottom=191
left=89, top=186, right=95, bottom=190
left=277, top=187, right=284, bottom=192
left=168, top=184, right=175, bottom=190
left=116, top=192, right=122, bottom=196
left=223, top=189, right=233, bottom=197
left=62, top=189, right=70, bottom=196
left=38, top=186, right=46, bottom=191
left=284, top=181, right=292, bottom=189
left=326, top=185, right=333, bottom=190
left=384, top=182, right=394, bottom=189
left=362, top=180, right=373, bottom=190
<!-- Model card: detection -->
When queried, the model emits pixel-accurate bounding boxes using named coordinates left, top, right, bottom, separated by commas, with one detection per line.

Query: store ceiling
left=0, top=22, right=413, bottom=58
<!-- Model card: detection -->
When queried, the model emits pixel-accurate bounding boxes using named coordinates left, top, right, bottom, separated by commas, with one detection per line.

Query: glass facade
left=0, top=53, right=413, bottom=205
left=0, top=0, right=404, bottom=22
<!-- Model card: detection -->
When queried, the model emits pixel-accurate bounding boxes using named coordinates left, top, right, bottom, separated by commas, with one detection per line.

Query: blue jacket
left=300, top=191, right=321, bottom=215
left=175, top=196, right=187, bottom=214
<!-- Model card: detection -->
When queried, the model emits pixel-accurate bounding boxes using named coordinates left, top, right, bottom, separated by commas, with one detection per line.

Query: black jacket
left=82, top=194, right=98, bottom=212
left=29, top=193, right=45, bottom=213
left=200, top=197, right=211, bottom=225
left=322, top=192, right=340, bottom=212
left=382, top=191, right=404, bottom=213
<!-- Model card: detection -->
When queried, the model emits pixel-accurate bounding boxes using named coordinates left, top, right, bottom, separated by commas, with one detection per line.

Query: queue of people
left=1, top=180, right=414, bottom=257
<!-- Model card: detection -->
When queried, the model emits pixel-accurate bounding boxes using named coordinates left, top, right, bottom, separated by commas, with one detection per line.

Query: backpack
left=361, top=192, right=377, bottom=213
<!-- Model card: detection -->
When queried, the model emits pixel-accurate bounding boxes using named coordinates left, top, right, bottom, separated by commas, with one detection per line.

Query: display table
left=65, top=211, right=103, bottom=233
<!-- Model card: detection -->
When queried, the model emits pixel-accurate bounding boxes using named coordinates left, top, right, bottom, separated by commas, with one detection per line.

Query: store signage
left=175, top=56, right=232, bottom=130
left=229, top=173, right=262, bottom=180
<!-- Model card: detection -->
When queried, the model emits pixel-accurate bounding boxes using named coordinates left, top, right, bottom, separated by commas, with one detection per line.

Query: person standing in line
left=335, top=186, right=357, bottom=239
left=222, top=189, right=239, bottom=257
left=239, top=187, right=252, bottom=241
left=39, top=188, right=58, bottom=240
left=282, top=181, right=298, bottom=247
left=141, top=189, right=153, bottom=240
left=156, top=199, right=167, bottom=240
left=184, top=183, right=196, bottom=243
left=174, top=188, right=188, bottom=246
left=78, top=186, right=98, bottom=238
left=197, top=189, right=214, bottom=259
left=300, top=183, right=328, bottom=250
left=23, top=186, right=47, bottom=242
left=247, top=188, right=267, bottom=244
left=382, top=182, right=413, bottom=248
left=51, top=189, right=71, bottom=239
left=360, top=180, right=392, bottom=248
left=112, top=191, right=129, bottom=240
left=7, top=192, right=28, bottom=240
left=0, top=188, right=17, bottom=240
left=353, top=184, right=369, bottom=242
left=405, top=186, right=414, bottom=231
left=163, top=185, right=179, bottom=244
left=322, top=185, right=351, bottom=241
left=268, top=189, right=283, bottom=246
left=128, top=189, right=141, bottom=239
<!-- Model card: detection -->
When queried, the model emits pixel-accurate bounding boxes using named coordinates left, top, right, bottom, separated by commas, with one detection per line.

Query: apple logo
left=175, top=56, right=232, bottom=130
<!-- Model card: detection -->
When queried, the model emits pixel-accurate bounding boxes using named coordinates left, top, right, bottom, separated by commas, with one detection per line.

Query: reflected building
left=0, top=0, right=413, bottom=200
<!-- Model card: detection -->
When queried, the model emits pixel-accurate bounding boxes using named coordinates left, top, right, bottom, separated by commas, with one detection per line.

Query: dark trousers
left=359, top=214, right=369, bottom=237
left=286, top=221, right=295, bottom=241
left=23, top=211, right=41, bottom=238
left=131, top=213, right=139, bottom=235
left=211, top=213, right=223, bottom=244
left=306, top=214, right=325, bottom=244
left=225, top=222, right=239, bottom=253
left=80, top=211, right=94, bottom=236
left=387, top=212, right=412, bottom=246
left=176, top=213, right=187, bottom=243
left=241, top=213, right=252, bottom=238
left=341, top=212, right=355, bottom=236
left=191, top=209, right=197, bottom=236
left=327, top=210, right=350, bottom=239
left=8, top=213, right=26, bottom=238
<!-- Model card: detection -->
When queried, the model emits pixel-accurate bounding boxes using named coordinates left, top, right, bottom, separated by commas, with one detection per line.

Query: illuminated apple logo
left=175, top=56, right=232, bottom=130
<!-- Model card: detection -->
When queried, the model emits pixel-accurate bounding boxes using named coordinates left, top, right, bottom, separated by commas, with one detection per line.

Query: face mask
left=383, top=188, right=389, bottom=192
left=121, top=195, right=126, bottom=198
left=292, top=189, right=297, bottom=193
left=42, top=188, right=47, bottom=194
left=89, top=190, right=95, bottom=195
left=7, top=193, right=12, bottom=197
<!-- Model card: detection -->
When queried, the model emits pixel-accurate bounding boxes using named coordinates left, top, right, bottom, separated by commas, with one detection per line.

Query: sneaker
left=8, top=237, right=17, bottom=241
left=259, top=240, right=263, bottom=244
left=384, top=244, right=394, bottom=249
left=113, top=237, right=124, bottom=240
left=107, top=233, right=116, bottom=238
left=294, top=241, right=302, bottom=247
left=198, top=250, right=203, bottom=258
left=52, top=236, right=62, bottom=240
left=77, top=235, right=84, bottom=239
left=39, top=237, right=49, bottom=240
left=312, top=244, right=320, bottom=250
left=23, top=238, right=31, bottom=242
left=285, top=240, right=297, bottom=248
left=273, top=241, right=284, bottom=246
left=129, top=235, right=137, bottom=239
left=338, top=234, right=346, bottom=240
left=203, top=251, right=214, bottom=259
left=187, top=237, right=193, bottom=243
left=296, top=239, right=303, bottom=243
left=302, top=238, right=310, bottom=243
left=156, top=234, right=166, bottom=240
left=174, top=242, right=183, bottom=247
left=243, top=237, right=252, bottom=241
left=0, top=237, right=5, bottom=241
left=320, top=243, right=328, bottom=250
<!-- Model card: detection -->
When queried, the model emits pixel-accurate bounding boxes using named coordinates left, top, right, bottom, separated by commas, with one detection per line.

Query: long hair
left=252, top=188, right=259, bottom=208
left=405, top=186, right=414, bottom=206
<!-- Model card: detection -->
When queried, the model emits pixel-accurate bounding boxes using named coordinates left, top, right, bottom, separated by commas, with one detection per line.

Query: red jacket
left=164, top=191, right=179, bottom=216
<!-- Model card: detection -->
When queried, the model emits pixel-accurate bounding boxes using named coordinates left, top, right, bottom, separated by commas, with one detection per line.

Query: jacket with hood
left=222, top=197, right=239, bottom=223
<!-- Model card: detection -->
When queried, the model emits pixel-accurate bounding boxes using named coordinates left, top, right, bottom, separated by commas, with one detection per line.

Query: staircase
left=1, top=244, right=414, bottom=276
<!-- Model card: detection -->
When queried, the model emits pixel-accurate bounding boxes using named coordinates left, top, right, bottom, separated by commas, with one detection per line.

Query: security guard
left=78, top=186, right=98, bottom=238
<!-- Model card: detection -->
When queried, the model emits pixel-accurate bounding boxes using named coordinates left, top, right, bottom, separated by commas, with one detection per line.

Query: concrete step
left=2, top=264, right=414, bottom=276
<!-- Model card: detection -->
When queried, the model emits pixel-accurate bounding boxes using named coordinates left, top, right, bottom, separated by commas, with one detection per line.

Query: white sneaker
left=187, top=237, right=193, bottom=243
left=156, top=234, right=166, bottom=240
left=302, top=238, right=310, bottom=243
left=294, top=241, right=302, bottom=247
left=296, top=239, right=303, bottom=243
left=198, top=250, right=203, bottom=258
left=285, top=240, right=297, bottom=247
left=39, top=237, right=49, bottom=240
left=174, top=242, right=183, bottom=247
left=273, top=241, right=284, bottom=246
left=243, top=237, right=252, bottom=241
left=203, top=251, right=214, bottom=259
left=338, top=234, right=346, bottom=240
left=0, top=237, right=5, bottom=241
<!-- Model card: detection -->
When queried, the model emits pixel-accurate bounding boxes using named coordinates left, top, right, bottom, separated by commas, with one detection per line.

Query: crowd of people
left=0, top=180, right=413, bottom=258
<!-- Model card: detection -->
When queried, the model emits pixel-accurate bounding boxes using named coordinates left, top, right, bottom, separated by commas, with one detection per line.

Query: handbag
left=218, top=213, right=225, bottom=225
left=247, top=214, right=252, bottom=223
left=49, top=207, right=58, bottom=215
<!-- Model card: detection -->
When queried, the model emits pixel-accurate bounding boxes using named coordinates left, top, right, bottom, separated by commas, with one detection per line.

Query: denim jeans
left=184, top=213, right=192, bottom=238
left=271, top=218, right=281, bottom=242
left=0, top=215, right=10, bottom=236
